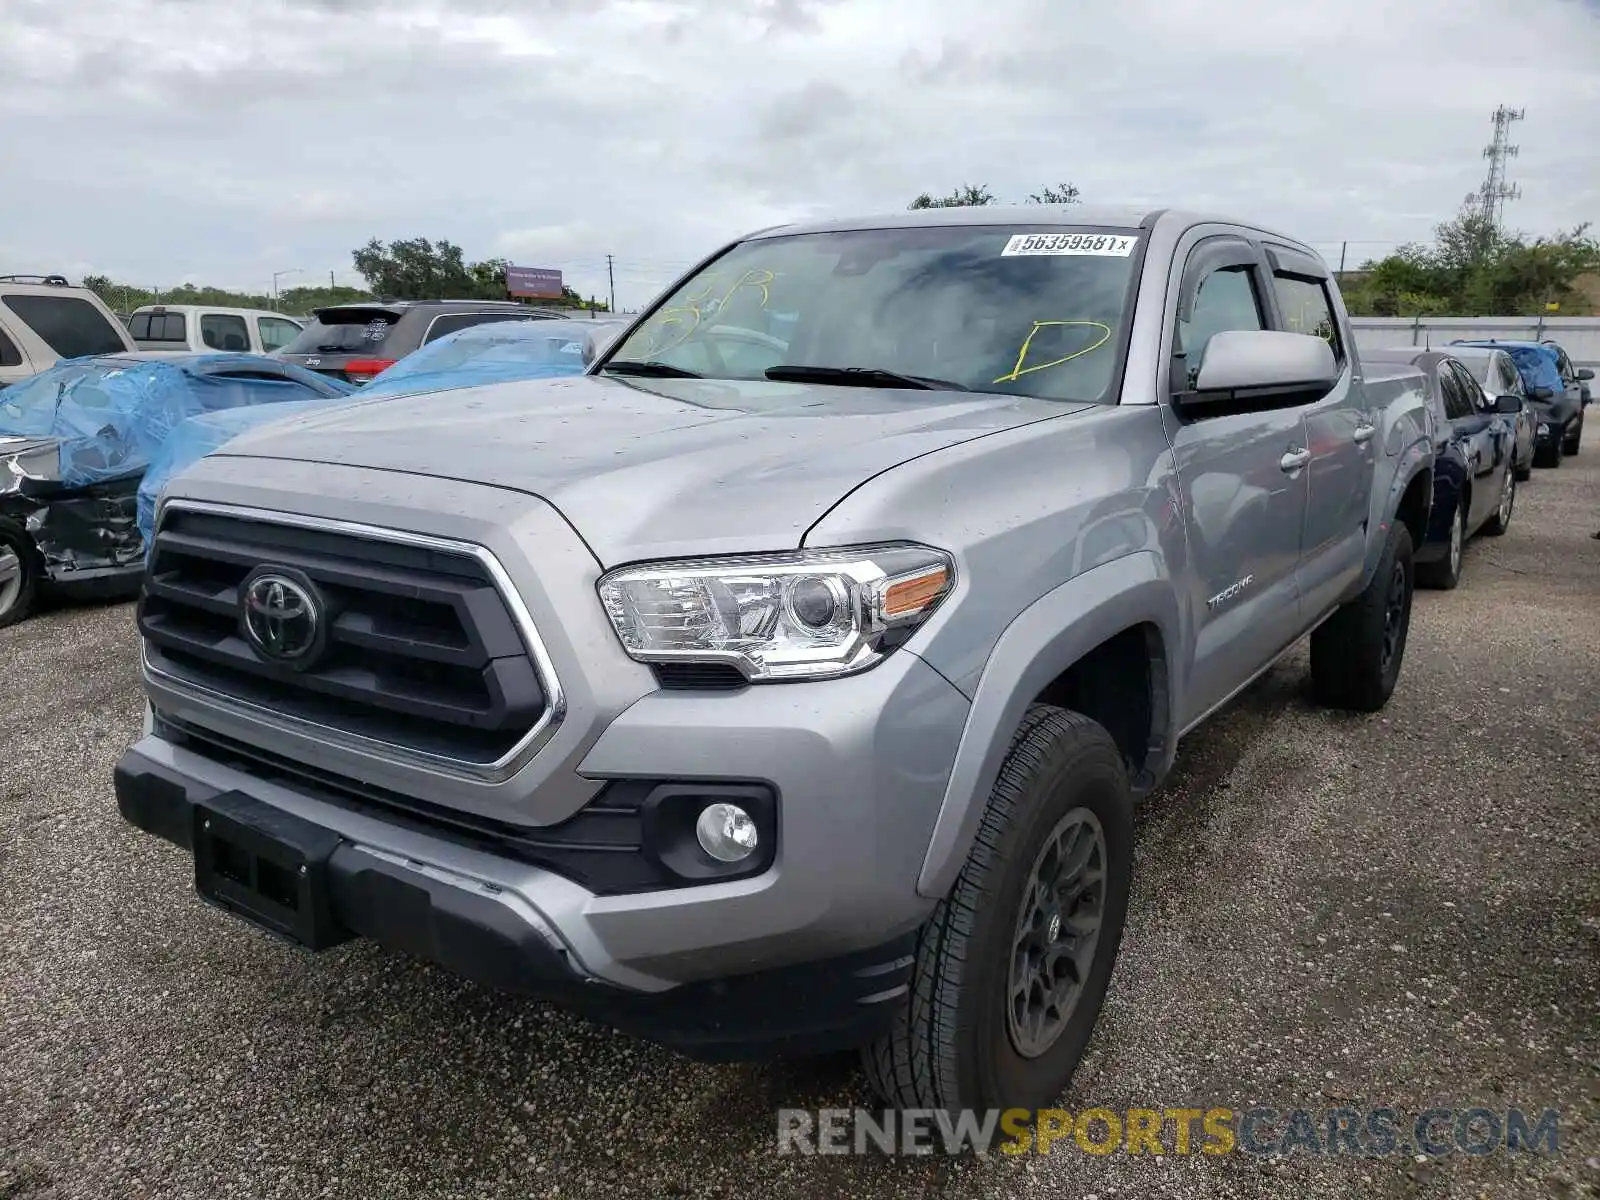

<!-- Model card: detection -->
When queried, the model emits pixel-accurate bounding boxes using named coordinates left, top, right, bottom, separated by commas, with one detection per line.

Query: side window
left=200, top=313, right=250, bottom=352
left=422, top=312, right=532, bottom=344
left=1436, top=366, right=1470, bottom=420
left=1, top=295, right=127, bottom=358
left=0, top=324, right=22, bottom=368
left=1448, top=362, right=1485, bottom=413
left=257, top=316, right=301, bottom=352
left=1271, top=274, right=1344, bottom=365
left=1176, top=266, right=1263, bottom=387
left=1498, top=357, right=1525, bottom=397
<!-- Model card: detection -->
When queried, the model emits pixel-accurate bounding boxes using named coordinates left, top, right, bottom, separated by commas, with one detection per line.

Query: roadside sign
left=507, top=266, right=563, bottom=298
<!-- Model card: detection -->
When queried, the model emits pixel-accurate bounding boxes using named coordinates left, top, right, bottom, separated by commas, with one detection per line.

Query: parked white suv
left=127, top=305, right=304, bottom=355
left=0, top=275, right=136, bottom=386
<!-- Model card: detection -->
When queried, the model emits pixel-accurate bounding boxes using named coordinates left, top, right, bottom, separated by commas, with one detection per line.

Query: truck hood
left=214, top=373, right=1084, bottom=564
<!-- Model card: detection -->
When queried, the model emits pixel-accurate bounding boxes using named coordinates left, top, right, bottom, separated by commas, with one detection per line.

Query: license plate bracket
left=193, top=791, right=350, bottom=951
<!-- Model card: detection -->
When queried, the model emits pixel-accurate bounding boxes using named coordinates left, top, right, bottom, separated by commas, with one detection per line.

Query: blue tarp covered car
left=1450, top=339, right=1585, bottom=464
left=0, top=353, right=351, bottom=626
left=135, top=318, right=618, bottom=550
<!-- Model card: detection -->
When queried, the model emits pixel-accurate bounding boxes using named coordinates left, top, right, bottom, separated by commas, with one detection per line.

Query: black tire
left=1535, top=441, right=1562, bottom=469
left=0, top=517, right=41, bottom=630
left=861, top=705, right=1132, bottom=1114
left=1563, top=418, right=1581, bottom=457
left=1482, top=469, right=1515, bottom=537
left=1309, top=521, right=1414, bottom=713
left=1514, top=460, right=1532, bottom=482
left=1416, top=502, right=1464, bottom=590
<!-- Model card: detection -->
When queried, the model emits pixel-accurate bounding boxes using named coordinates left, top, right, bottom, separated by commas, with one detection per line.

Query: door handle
left=1353, top=423, right=1376, bottom=444
left=1279, top=447, right=1311, bottom=473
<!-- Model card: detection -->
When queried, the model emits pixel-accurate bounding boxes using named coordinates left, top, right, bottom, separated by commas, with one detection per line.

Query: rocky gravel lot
left=2, top=458, right=1597, bottom=1200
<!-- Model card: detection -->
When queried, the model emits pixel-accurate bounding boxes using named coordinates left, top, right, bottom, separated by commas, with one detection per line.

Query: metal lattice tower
left=1465, top=105, right=1524, bottom=229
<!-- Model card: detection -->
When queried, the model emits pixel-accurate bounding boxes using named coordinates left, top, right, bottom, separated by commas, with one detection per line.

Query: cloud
left=0, top=0, right=1595, bottom=305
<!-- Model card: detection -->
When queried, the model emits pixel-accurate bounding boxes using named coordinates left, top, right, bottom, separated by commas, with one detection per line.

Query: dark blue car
left=1364, top=348, right=1519, bottom=590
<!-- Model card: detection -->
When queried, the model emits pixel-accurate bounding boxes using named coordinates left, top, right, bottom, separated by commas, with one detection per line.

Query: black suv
left=276, top=300, right=565, bottom=385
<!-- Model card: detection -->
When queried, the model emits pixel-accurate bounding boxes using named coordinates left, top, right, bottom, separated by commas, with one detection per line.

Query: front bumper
left=115, top=743, right=920, bottom=1060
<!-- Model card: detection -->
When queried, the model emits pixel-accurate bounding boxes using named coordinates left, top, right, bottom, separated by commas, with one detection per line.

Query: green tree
left=909, top=183, right=998, bottom=209
left=352, top=237, right=478, bottom=299
left=1027, top=183, right=1081, bottom=205
left=1342, top=208, right=1600, bottom=317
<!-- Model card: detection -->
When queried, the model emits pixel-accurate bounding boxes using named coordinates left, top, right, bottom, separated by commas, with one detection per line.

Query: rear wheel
left=862, top=706, right=1132, bottom=1113
left=1482, top=469, right=1515, bottom=536
left=0, top=518, right=41, bottom=629
left=1310, top=521, right=1414, bottom=712
left=1417, top=502, right=1465, bottom=590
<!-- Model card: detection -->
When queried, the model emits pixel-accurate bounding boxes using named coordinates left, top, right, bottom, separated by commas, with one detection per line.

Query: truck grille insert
left=140, top=510, right=547, bottom=765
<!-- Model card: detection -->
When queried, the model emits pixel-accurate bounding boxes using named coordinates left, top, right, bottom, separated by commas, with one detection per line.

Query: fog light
left=695, top=802, right=759, bottom=862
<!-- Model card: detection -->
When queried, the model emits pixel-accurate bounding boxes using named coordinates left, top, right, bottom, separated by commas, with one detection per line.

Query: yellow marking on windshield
left=643, top=268, right=776, bottom=356
left=992, top=321, right=1112, bottom=385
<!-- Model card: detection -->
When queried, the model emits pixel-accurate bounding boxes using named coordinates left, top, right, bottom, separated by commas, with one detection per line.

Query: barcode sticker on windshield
left=1002, top=233, right=1138, bottom=257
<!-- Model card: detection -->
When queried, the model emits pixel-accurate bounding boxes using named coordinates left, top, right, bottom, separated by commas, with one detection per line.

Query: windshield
left=604, top=225, right=1143, bottom=403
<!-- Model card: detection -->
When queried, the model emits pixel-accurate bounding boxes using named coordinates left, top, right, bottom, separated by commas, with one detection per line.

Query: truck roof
left=745, top=205, right=1318, bottom=255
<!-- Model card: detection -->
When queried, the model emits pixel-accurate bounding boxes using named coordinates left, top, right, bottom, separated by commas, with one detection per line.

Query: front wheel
left=1309, top=521, right=1414, bottom=712
left=862, top=706, right=1132, bottom=1113
left=0, top=518, right=41, bottom=629
left=1563, top=417, right=1582, bottom=457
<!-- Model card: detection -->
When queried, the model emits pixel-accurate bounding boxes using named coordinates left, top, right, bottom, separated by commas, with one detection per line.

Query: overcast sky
left=2, top=0, right=1597, bottom=309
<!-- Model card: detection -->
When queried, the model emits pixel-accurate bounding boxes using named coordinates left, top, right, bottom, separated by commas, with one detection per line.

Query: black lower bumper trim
left=114, top=747, right=915, bottom=1061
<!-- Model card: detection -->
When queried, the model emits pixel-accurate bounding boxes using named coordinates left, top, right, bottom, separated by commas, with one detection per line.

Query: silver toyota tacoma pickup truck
left=116, top=206, right=1433, bottom=1113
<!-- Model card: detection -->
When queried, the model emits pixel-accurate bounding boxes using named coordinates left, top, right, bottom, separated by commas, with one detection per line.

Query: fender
left=1358, top=435, right=1433, bottom=592
left=914, top=550, right=1181, bottom=899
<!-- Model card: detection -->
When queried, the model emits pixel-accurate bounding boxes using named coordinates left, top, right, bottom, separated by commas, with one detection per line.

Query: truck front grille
left=139, top=507, right=550, bottom=767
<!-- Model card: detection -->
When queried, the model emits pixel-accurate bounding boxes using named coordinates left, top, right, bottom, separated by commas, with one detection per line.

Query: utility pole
left=1337, top=242, right=1347, bottom=283
left=606, top=254, right=616, bottom=314
left=1465, top=105, right=1524, bottom=231
left=330, top=270, right=336, bottom=290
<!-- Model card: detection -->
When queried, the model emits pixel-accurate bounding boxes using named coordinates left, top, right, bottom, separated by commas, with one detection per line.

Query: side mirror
left=1578, top=368, right=1595, bottom=381
left=582, top=323, right=624, bottom=367
left=1180, top=330, right=1339, bottom=412
left=1530, top=386, right=1555, bottom=401
left=1493, top=395, right=1522, bottom=415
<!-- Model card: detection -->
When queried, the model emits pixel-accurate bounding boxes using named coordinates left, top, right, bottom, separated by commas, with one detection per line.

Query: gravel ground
left=2, top=458, right=1597, bottom=1200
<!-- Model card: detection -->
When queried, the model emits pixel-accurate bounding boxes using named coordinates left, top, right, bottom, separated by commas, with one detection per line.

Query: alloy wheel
left=1007, top=807, right=1107, bottom=1059
left=0, top=547, right=21, bottom=620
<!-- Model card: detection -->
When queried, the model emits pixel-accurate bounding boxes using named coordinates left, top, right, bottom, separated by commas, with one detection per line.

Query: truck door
left=1160, top=235, right=1310, bottom=727
left=1263, top=250, right=1374, bottom=622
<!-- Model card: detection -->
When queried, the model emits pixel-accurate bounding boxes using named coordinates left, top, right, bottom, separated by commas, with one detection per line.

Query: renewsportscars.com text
left=776, top=1106, right=1561, bottom=1157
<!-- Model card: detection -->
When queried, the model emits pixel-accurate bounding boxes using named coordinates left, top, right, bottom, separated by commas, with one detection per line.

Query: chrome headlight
left=598, top=544, right=954, bottom=681
left=1536, top=422, right=1551, bottom=436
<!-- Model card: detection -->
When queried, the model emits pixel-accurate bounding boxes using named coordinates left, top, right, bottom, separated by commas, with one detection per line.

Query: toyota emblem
left=240, top=569, right=324, bottom=666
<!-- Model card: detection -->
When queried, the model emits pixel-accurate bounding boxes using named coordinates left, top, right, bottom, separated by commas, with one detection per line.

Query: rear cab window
left=2, top=294, right=128, bottom=358
left=281, top=307, right=406, bottom=357
left=130, top=311, right=188, bottom=343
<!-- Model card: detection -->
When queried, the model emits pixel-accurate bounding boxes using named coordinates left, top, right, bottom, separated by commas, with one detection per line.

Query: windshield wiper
left=603, top=359, right=704, bottom=379
left=764, top=365, right=968, bottom=391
